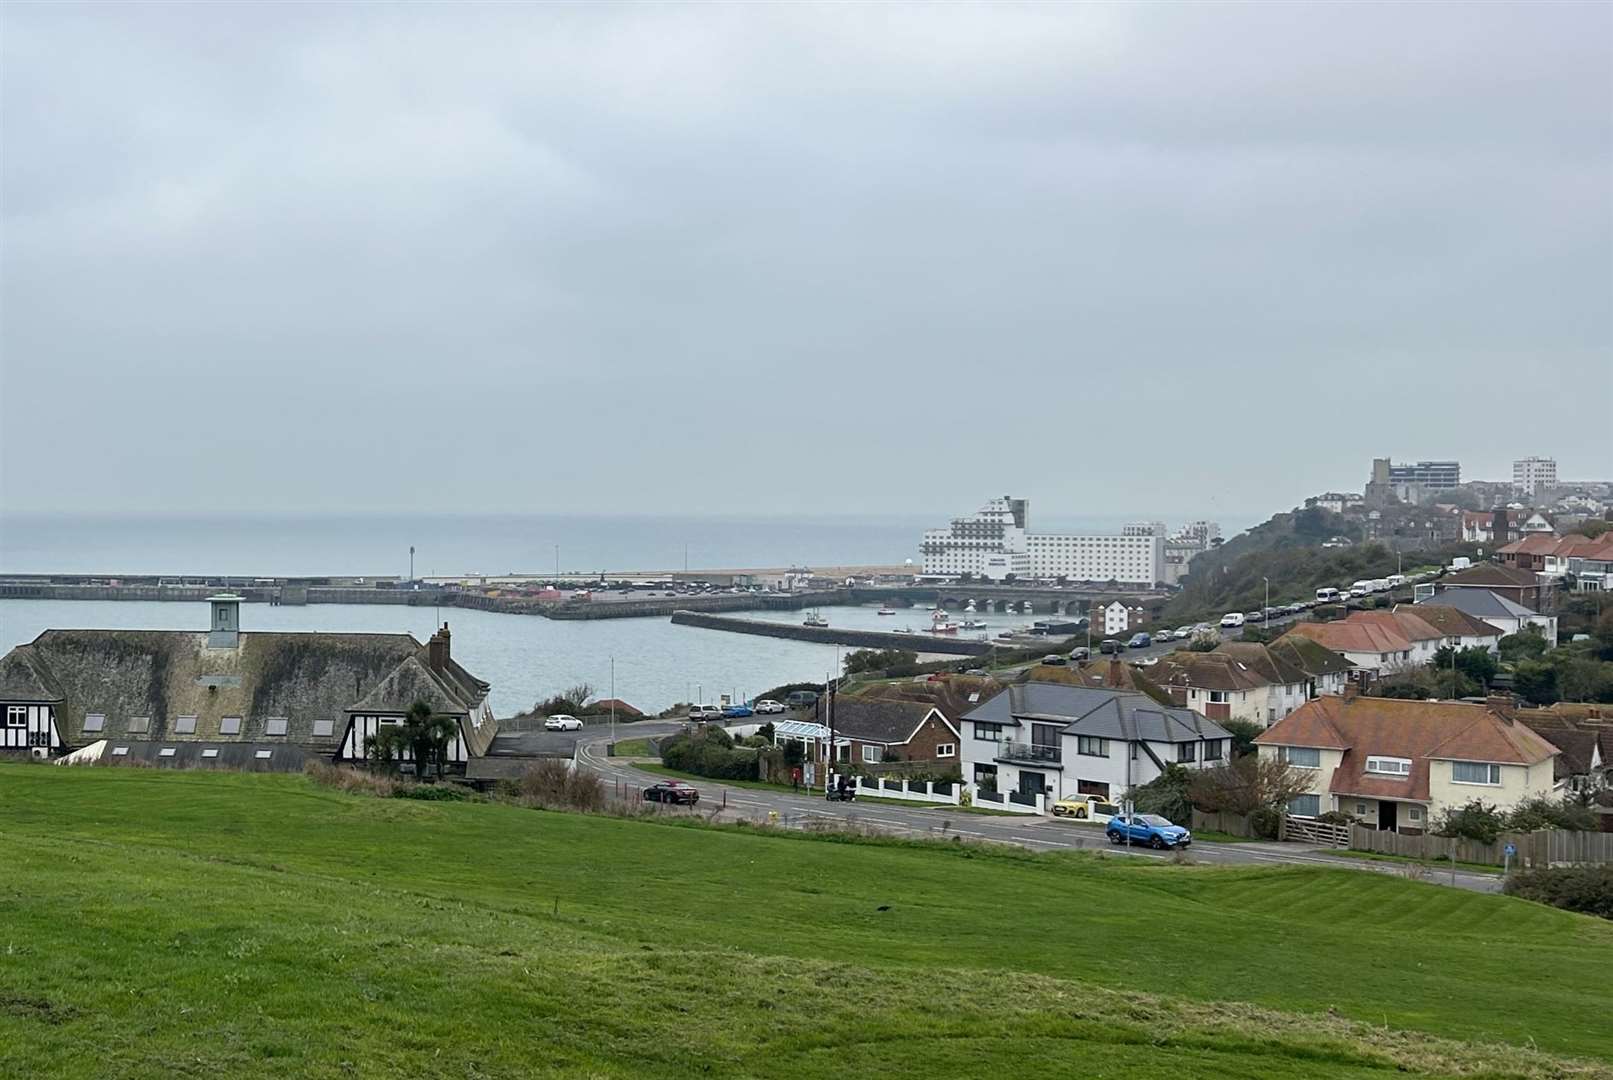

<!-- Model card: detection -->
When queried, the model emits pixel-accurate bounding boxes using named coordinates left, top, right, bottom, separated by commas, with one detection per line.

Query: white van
left=1449, top=557, right=1472, bottom=572
left=1387, top=574, right=1406, bottom=588
left=1315, top=587, right=1341, bottom=603
left=1371, top=578, right=1390, bottom=592
left=1349, top=581, right=1374, bottom=598
left=1219, top=611, right=1246, bottom=628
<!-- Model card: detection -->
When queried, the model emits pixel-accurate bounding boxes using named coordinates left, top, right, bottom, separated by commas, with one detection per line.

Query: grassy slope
left=0, top=767, right=1609, bottom=1080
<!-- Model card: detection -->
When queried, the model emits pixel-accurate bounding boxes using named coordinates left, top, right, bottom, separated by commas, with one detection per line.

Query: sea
left=0, top=510, right=1253, bottom=714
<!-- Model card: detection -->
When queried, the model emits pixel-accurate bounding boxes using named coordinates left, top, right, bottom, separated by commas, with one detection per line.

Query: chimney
left=207, top=593, right=241, bottom=650
left=427, top=623, right=450, bottom=672
left=1487, top=691, right=1517, bottom=722
left=1492, top=508, right=1510, bottom=545
left=1108, top=656, right=1123, bottom=688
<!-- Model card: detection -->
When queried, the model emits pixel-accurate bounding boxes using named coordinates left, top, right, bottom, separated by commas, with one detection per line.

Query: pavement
left=574, top=727, right=1502, bottom=893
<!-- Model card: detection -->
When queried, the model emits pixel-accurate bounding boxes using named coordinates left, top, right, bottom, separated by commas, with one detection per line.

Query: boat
left=961, top=619, right=987, bottom=630
left=802, top=611, right=829, bottom=628
left=930, top=608, right=958, bottom=634
left=877, top=607, right=896, bottom=616
left=964, top=599, right=976, bottom=613
left=894, top=627, right=915, bottom=635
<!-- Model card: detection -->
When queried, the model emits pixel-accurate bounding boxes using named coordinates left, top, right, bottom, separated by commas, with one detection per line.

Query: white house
left=1150, top=639, right=1354, bottom=728
left=959, top=683, right=1232, bottom=808
left=1283, top=607, right=1502, bottom=678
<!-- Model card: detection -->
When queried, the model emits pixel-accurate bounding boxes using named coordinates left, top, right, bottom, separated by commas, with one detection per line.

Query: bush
left=500, top=759, right=606, bottom=812
left=660, top=731, right=761, bottom=781
left=1504, top=795, right=1599, bottom=833
left=1247, top=807, right=1281, bottom=840
left=1503, top=864, right=1613, bottom=920
left=394, top=783, right=474, bottom=802
left=844, top=648, right=919, bottom=675
left=1222, top=720, right=1264, bottom=759
left=1499, top=626, right=1549, bottom=662
left=1131, top=765, right=1192, bottom=825
left=1316, top=810, right=1356, bottom=826
left=305, top=760, right=399, bottom=798
left=1433, top=799, right=1505, bottom=845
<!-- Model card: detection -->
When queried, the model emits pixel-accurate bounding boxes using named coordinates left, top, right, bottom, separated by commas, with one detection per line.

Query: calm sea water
left=0, top=511, right=1251, bottom=578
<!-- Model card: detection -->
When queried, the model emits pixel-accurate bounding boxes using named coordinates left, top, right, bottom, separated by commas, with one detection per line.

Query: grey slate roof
left=1414, top=589, right=1537, bottom=621
left=825, top=699, right=950, bottom=745
left=962, top=682, right=1231, bottom=743
left=79, top=740, right=321, bottom=772
left=0, top=645, right=63, bottom=703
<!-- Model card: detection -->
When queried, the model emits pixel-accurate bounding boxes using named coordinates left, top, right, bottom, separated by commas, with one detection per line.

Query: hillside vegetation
left=2, top=766, right=1610, bottom=1078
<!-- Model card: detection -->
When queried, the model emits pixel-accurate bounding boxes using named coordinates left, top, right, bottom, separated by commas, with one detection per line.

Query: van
left=1387, top=574, right=1406, bottom=588
left=1349, top=581, right=1373, bottom=598
left=1219, top=612, right=1245, bottom=628
left=1314, top=587, right=1340, bottom=603
left=1371, top=578, right=1390, bottom=592
left=784, top=690, right=819, bottom=709
left=1449, top=557, right=1472, bottom=572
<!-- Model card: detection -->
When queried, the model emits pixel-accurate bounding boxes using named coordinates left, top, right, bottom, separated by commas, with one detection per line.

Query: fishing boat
left=961, top=619, right=987, bottom=630
left=893, top=627, right=915, bottom=635
left=877, top=606, right=896, bottom=616
left=802, top=611, right=829, bottom=628
left=930, top=608, right=958, bottom=634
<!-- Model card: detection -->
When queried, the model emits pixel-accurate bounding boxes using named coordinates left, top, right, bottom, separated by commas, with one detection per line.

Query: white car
left=544, top=714, right=583, bottom=731
left=754, top=699, right=785, bottom=715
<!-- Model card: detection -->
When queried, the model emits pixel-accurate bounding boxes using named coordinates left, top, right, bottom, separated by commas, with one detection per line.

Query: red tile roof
left=1284, top=617, right=1413, bottom=656
left=1254, top=696, right=1559, bottom=801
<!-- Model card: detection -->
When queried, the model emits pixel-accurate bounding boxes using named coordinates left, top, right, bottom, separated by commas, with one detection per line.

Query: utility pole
left=1264, top=576, right=1270, bottom=624
left=555, top=544, right=560, bottom=579
left=610, top=657, right=616, bottom=745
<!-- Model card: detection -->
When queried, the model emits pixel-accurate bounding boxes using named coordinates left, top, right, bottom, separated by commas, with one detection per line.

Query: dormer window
left=1365, top=756, right=1411, bottom=777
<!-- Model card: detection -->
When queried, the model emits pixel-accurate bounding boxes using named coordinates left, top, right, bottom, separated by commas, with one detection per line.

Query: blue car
left=722, top=704, right=754, bottom=718
left=1106, top=813, right=1191, bottom=849
left=1127, top=632, right=1152, bottom=649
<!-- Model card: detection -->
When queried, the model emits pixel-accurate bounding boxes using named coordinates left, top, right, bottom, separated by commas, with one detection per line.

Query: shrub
left=500, top=759, right=605, bottom=812
left=660, top=731, right=760, bottom=781
left=1221, top=719, right=1264, bottom=759
left=1433, top=799, right=1504, bottom=845
left=1131, top=765, right=1192, bottom=825
left=1316, top=810, right=1356, bottom=826
left=1499, top=626, right=1549, bottom=662
left=1187, top=756, right=1312, bottom=817
left=1504, top=795, right=1599, bottom=833
left=1247, top=807, right=1281, bottom=840
left=1503, top=864, right=1613, bottom=920
left=394, top=783, right=474, bottom=802
left=305, top=760, right=399, bottom=797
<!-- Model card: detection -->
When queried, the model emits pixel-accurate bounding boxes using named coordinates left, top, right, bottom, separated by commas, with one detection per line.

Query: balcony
left=995, top=740, right=1062, bottom=766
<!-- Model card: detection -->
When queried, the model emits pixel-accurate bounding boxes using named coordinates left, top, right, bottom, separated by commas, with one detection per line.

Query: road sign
left=1504, top=843, right=1517, bottom=857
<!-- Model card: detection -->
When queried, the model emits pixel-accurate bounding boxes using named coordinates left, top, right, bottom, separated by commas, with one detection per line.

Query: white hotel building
left=921, top=496, right=1173, bottom=586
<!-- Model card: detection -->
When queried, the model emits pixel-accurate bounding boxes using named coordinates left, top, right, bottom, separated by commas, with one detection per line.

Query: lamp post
left=409, top=545, right=415, bottom=583
left=610, top=657, right=616, bottom=745
left=1263, top=576, right=1269, bottom=627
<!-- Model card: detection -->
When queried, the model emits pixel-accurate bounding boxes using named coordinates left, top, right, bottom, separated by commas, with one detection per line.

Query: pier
left=669, top=611, right=993, bottom=656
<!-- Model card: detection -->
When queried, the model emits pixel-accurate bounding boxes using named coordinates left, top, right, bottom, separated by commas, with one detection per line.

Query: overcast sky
left=2, top=2, right=1609, bottom=521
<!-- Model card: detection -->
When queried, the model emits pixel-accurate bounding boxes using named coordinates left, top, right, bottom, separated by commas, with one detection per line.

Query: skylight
left=254, top=750, right=272, bottom=760
left=128, top=716, right=150, bottom=734
left=111, top=746, right=129, bottom=757
left=201, top=748, right=219, bottom=759
left=83, top=714, right=105, bottom=732
left=264, top=718, right=288, bottom=736
left=219, top=716, right=241, bottom=735
left=158, top=747, right=177, bottom=758
left=174, top=715, right=197, bottom=734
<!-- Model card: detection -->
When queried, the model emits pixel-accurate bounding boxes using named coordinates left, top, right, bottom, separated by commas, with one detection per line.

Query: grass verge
left=1329, top=848, right=1504, bottom=875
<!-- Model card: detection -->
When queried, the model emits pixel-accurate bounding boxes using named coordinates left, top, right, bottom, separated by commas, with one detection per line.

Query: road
left=574, top=727, right=1501, bottom=893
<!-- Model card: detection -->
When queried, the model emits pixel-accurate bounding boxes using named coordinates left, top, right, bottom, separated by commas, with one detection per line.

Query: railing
left=996, top=741, right=1062, bottom=764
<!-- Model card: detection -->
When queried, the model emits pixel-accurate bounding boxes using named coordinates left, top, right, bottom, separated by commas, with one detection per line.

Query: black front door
left=1379, top=800, right=1398, bottom=832
left=1018, top=770, right=1045, bottom=798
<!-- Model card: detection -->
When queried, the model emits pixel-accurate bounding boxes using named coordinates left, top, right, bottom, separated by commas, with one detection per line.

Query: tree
left=1505, top=795, right=1598, bottom=833
left=1129, top=764, right=1192, bottom=824
left=397, top=699, right=459, bottom=781
left=364, top=724, right=407, bottom=775
left=1187, top=755, right=1313, bottom=817
left=1428, top=646, right=1497, bottom=692
left=1499, top=626, right=1548, bottom=662
left=1221, top=719, right=1265, bottom=759
left=843, top=648, right=919, bottom=675
left=1513, top=660, right=1560, bottom=705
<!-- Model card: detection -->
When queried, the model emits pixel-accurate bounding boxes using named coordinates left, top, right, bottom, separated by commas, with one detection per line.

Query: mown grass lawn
left=1, top=765, right=1609, bottom=1079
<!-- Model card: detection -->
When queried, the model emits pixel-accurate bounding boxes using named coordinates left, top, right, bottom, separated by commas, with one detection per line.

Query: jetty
left=669, top=611, right=993, bottom=656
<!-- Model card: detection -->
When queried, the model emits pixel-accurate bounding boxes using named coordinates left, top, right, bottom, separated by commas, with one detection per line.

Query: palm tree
left=401, top=699, right=458, bottom=781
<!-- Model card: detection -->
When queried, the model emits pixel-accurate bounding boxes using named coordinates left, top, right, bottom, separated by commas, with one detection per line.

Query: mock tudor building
left=1254, top=692, right=1559, bottom=833
left=1149, top=639, right=1354, bottom=728
left=0, top=595, right=496, bottom=771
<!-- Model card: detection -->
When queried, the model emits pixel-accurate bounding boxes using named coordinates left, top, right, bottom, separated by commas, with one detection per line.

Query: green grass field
left=608, top=736, right=656, bottom=757
left=2, top=765, right=1610, bottom=1079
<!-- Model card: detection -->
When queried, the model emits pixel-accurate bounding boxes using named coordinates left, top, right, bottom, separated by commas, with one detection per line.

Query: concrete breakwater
left=669, top=611, right=992, bottom=656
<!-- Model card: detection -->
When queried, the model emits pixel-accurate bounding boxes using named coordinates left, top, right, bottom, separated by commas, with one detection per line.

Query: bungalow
left=1438, top=563, right=1551, bottom=611
left=1412, top=590, right=1556, bottom=646
left=959, top=683, right=1231, bottom=806
left=1253, top=691, right=1559, bottom=833
left=1150, top=639, right=1353, bottom=727
left=0, top=595, right=496, bottom=770
left=820, top=698, right=962, bottom=772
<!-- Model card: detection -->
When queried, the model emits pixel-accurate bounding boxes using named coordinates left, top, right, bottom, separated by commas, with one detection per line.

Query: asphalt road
left=575, top=727, right=1501, bottom=893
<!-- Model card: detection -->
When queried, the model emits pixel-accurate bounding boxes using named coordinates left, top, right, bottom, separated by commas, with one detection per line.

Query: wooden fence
left=1347, top=826, right=1613, bottom=867
left=1192, top=809, right=1256, bottom=838
left=1281, top=816, right=1351, bottom=847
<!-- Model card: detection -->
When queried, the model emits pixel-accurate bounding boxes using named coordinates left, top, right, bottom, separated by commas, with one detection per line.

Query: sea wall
left=669, top=611, right=992, bottom=655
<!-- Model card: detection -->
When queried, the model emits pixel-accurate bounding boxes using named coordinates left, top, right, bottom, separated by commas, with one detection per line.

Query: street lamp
left=610, top=657, right=616, bottom=744
left=1263, top=576, right=1270, bottom=624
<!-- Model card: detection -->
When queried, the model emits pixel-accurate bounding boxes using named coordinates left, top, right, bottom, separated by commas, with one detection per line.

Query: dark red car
left=642, top=780, right=700, bottom=805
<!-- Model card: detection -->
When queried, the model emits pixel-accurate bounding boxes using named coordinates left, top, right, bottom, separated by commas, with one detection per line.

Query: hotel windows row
left=77, top=714, right=337, bottom=737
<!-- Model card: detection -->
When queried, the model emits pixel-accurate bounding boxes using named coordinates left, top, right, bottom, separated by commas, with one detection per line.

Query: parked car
left=1219, top=612, right=1245, bottom=628
left=642, top=781, right=700, bottom=805
left=1127, top=632, right=1152, bottom=649
left=722, top=704, right=753, bottom=718
left=1041, top=654, right=1067, bottom=666
left=544, top=714, right=583, bottom=731
left=784, top=690, right=819, bottom=709
left=1052, top=797, right=1119, bottom=822
left=1068, top=647, right=1090, bottom=661
left=687, top=704, right=724, bottom=721
left=1099, top=638, right=1124, bottom=655
left=1246, top=610, right=1265, bottom=622
left=1106, top=813, right=1191, bottom=849
left=1175, top=625, right=1195, bottom=638
left=754, top=699, right=785, bottom=715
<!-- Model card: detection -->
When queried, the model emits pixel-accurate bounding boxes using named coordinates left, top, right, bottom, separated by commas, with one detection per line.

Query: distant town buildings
left=920, top=497, right=1217, bottom=585
left=1513, top=456, right=1557, bottom=497
left=1365, top=457, right=1461, bottom=506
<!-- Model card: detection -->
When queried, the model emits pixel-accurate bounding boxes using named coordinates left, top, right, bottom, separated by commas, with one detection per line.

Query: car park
left=753, top=699, right=785, bottom=714
left=543, top=714, right=583, bottom=731
left=642, top=781, right=700, bottom=805
left=1106, top=813, right=1191, bottom=849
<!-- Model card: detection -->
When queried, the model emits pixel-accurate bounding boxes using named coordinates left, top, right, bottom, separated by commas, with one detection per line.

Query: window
left=265, top=718, right=289, bottom=737
left=6, top=706, right=25, bottom=727
left=1202, top=739, right=1223, bottom=761
left=1452, top=761, right=1501, bottom=785
left=973, top=722, right=1003, bottom=741
left=128, top=716, right=150, bottom=734
left=861, top=745, right=882, bottom=763
left=1356, top=802, right=1368, bottom=815
left=83, top=714, right=105, bottom=733
left=158, top=747, right=176, bottom=758
left=1078, top=736, right=1109, bottom=758
left=219, top=717, right=241, bottom=735
left=201, top=748, right=219, bottom=759
left=1207, top=690, right=1228, bottom=704
left=174, top=715, right=197, bottom=734
left=254, top=750, right=273, bottom=760
left=936, top=743, right=955, bottom=758
left=1280, top=746, right=1321, bottom=768
left=1365, top=756, right=1411, bottom=777
left=1288, top=794, right=1321, bottom=817
left=1077, top=779, right=1111, bottom=798
left=1176, top=742, right=1197, bottom=763
left=312, top=719, right=335, bottom=738
left=111, top=746, right=129, bottom=757
left=1408, top=806, right=1423, bottom=821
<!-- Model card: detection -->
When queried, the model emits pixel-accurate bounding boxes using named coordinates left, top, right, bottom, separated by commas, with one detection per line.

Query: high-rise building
left=1513, top=457, right=1557, bottom=497
left=1387, top=460, right=1461, bottom=493
left=920, top=498, right=1183, bottom=585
